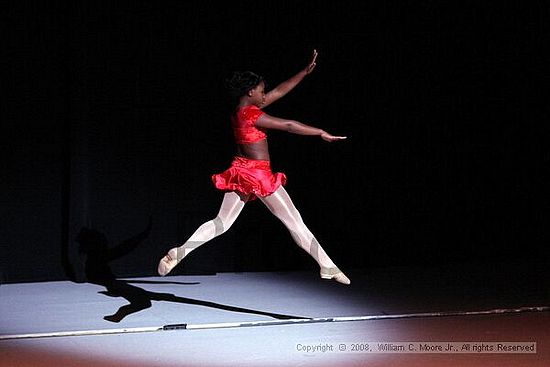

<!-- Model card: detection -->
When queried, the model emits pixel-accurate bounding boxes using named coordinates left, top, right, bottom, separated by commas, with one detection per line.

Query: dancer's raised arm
left=262, top=49, right=318, bottom=108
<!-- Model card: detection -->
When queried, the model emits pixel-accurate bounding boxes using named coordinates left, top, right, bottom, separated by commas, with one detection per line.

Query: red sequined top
left=232, top=105, right=266, bottom=144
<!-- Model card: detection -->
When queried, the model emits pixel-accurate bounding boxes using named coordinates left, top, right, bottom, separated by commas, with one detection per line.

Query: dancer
left=158, top=50, right=350, bottom=285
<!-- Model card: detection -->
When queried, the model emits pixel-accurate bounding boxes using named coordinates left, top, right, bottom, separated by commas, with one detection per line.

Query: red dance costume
left=212, top=106, right=287, bottom=200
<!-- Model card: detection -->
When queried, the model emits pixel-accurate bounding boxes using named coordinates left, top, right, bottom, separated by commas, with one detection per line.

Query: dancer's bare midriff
left=236, top=140, right=270, bottom=161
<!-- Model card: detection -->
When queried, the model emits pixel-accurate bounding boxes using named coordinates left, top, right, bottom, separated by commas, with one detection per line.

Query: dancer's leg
left=158, top=191, right=248, bottom=276
left=258, top=186, right=350, bottom=285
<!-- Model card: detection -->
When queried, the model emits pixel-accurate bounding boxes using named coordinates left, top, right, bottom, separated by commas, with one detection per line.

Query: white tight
left=173, top=187, right=336, bottom=269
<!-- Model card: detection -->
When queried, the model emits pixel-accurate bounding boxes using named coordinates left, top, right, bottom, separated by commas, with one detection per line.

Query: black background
left=2, top=1, right=548, bottom=282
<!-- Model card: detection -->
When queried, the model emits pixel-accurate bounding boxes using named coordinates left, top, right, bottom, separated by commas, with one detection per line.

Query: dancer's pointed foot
left=320, top=267, right=351, bottom=285
left=158, top=247, right=180, bottom=276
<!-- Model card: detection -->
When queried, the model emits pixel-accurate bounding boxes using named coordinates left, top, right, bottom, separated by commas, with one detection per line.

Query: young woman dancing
left=158, top=50, right=350, bottom=285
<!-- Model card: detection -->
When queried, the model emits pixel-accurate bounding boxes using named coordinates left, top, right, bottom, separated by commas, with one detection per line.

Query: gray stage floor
left=1, top=261, right=549, bottom=366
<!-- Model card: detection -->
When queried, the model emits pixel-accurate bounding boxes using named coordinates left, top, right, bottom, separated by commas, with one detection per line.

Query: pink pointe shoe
left=158, top=248, right=180, bottom=276
left=320, top=267, right=351, bottom=285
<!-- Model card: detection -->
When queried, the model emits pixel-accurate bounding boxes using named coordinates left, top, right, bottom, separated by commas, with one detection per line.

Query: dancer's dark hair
left=224, top=71, right=264, bottom=98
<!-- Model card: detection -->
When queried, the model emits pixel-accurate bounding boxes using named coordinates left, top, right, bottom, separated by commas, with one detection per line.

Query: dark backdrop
left=2, top=1, right=548, bottom=283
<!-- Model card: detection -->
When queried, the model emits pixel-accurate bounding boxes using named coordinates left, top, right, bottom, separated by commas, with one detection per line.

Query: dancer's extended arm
left=256, top=114, right=346, bottom=142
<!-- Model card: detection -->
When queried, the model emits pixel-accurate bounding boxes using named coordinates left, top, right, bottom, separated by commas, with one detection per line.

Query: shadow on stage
left=76, top=220, right=305, bottom=323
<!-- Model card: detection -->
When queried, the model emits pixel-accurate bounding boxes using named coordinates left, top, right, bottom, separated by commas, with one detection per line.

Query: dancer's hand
left=321, top=131, right=347, bottom=142
left=305, top=49, right=318, bottom=74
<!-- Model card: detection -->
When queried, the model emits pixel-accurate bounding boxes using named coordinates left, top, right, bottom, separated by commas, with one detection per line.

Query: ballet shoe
left=320, top=267, right=351, bottom=285
left=158, top=248, right=180, bottom=276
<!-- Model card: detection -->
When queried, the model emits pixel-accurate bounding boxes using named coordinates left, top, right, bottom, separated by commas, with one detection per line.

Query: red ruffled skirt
left=212, top=156, right=287, bottom=200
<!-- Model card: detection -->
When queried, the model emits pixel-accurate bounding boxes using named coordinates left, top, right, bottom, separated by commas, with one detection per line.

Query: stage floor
left=1, top=261, right=549, bottom=366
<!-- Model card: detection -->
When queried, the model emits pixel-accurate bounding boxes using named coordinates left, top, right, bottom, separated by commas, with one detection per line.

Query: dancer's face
left=249, top=81, right=266, bottom=107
